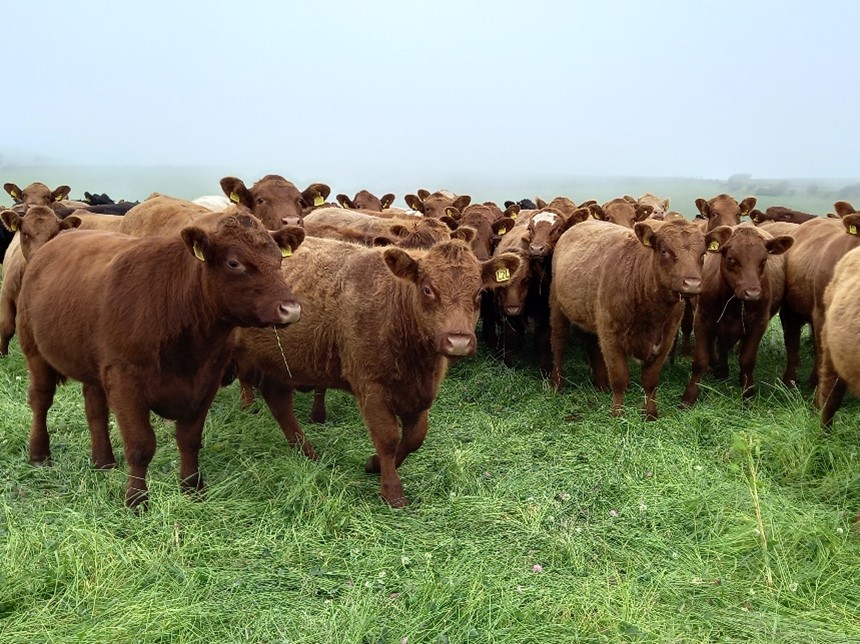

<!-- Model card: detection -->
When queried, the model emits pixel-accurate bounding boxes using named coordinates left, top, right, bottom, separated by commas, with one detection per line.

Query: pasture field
left=1, top=171, right=859, bottom=642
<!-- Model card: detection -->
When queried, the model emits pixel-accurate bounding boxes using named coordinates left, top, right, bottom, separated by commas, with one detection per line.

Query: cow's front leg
left=358, top=388, right=407, bottom=508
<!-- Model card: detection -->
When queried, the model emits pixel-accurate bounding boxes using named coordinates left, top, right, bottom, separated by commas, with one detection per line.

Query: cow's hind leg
left=259, top=379, right=317, bottom=459
left=549, top=304, right=570, bottom=392
left=309, top=388, right=327, bottom=424
left=83, top=382, right=116, bottom=468
left=26, top=354, right=59, bottom=464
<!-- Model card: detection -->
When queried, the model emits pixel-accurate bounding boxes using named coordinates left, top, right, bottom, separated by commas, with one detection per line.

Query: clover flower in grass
left=532, top=564, right=543, bottom=573
left=609, top=509, right=618, bottom=517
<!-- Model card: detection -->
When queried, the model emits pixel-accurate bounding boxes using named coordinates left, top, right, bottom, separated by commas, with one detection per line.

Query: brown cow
left=336, top=190, right=396, bottom=211
left=680, top=225, right=794, bottom=406
left=0, top=207, right=83, bottom=355
left=303, top=208, right=456, bottom=249
left=17, top=213, right=305, bottom=508
left=4, top=181, right=71, bottom=208
left=780, top=203, right=860, bottom=387
left=638, top=193, right=671, bottom=220
left=695, top=194, right=757, bottom=231
left=404, top=191, right=471, bottom=219
left=551, top=218, right=721, bottom=419
left=751, top=206, right=817, bottom=225
left=589, top=198, right=653, bottom=228
left=231, top=237, right=523, bottom=507
left=817, top=246, right=860, bottom=427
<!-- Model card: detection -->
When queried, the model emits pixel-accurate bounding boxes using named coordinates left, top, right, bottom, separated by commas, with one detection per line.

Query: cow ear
left=535, top=197, right=548, bottom=209
left=623, top=195, right=637, bottom=205
left=662, top=198, right=670, bottom=211
left=372, top=235, right=395, bottom=247
left=220, top=177, right=253, bottom=208
left=695, top=198, right=710, bottom=218
left=451, top=227, right=475, bottom=244
left=765, top=236, right=794, bottom=255
left=388, top=224, right=410, bottom=238
left=590, top=204, right=606, bottom=221
left=181, top=227, right=214, bottom=262
left=380, top=193, right=395, bottom=209
left=452, top=195, right=471, bottom=212
left=503, top=204, right=521, bottom=220
left=634, top=204, right=654, bottom=222
left=843, top=213, right=860, bottom=236
left=271, top=225, right=305, bottom=257
left=4, top=183, right=23, bottom=202
left=481, top=252, right=524, bottom=290
left=750, top=209, right=765, bottom=224
left=60, top=215, right=83, bottom=230
left=634, top=222, right=657, bottom=248
left=416, top=189, right=430, bottom=201
left=439, top=216, right=459, bottom=231
left=568, top=207, right=591, bottom=226
left=705, top=226, right=733, bottom=253
left=1, top=209, right=21, bottom=232
left=383, top=247, right=420, bottom=283
left=739, top=197, right=757, bottom=216
left=404, top=194, right=425, bottom=213
left=550, top=212, right=583, bottom=243
left=302, top=183, right=331, bottom=208
left=834, top=201, right=856, bottom=218
left=51, top=185, right=71, bottom=202
left=336, top=193, right=354, bottom=209
left=444, top=206, right=461, bottom=220
left=493, top=217, right=515, bottom=236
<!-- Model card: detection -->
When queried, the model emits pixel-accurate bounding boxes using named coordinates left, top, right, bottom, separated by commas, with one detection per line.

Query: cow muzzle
left=737, top=287, right=762, bottom=301
left=676, top=277, right=702, bottom=296
left=439, top=333, right=476, bottom=357
left=275, top=301, right=302, bottom=325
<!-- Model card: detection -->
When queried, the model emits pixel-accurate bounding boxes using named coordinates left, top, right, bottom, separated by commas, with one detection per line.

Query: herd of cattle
left=1, top=177, right=858, bottom=510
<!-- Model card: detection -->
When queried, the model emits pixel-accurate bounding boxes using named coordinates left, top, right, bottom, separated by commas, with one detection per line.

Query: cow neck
left=626, top=242, right=680, bottom=311
left=388, top=277, right=437, bottom=366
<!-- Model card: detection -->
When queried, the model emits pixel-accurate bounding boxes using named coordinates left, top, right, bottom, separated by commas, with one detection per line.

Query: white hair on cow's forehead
left=532, top=212, right=559, bottom=225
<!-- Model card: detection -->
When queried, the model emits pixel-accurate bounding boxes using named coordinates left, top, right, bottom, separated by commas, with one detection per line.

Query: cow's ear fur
left=695, top=198, right=710, bottom=218
left=550, top=211, right=585, bottom=242
left=372, top=235, right=395, bottom=247
left=843, top=213, right=860, bottom=236
left=271, top=225, right=305, bottom=256
left=623, top=195, right=637, bottom=205
left=444, top=206, right=461, bottom=220
left=336, top=194, right=354, bottom=209
left=481, top=253, right=524, bottom=290
left=60, top=215, right=83, bottom=231
left=181, top=227, right=215, bottom=262
left=405, top=194, right=425, bottom=213
left=439, top=216, right=459, bottom=231
left=765, top=236, right=794, bottom=255
left=380, top=193, right=395, bottom=209
left=451, top=227, right=475, bottom=244
left=590, top=204, right=606, bottom=221
left=389, top=224, right=410, bottom=238
left=739, top=197, right=757, bottom=216
left=503, top=204, right=521, bottom=220
left=705, top=226, right=733, bottom=253
left=4, top=183, right=22, bottom=201
left=384, top=247, right=420, bottom=283
left=492, top=217, right=515, bottom=236
left=302, top=183, right=331, bottom=208
left=634, top=204, right=654, bottom=222
left=662, top=198, right=670, bottom=211
left=535, top=197, right=548, bottom=209
left=51, top=185, right=71, bottom=202
left=416, top=189, right=430, bottom=201
left=452, top=195, right=471, bottom=212
left=1, top=210, right=21, bottom=232
left=834, top=201, right=856, bottom=218
left=220, top=177, right=253, bottom=209
left=634, top=222, right=657, bottom=248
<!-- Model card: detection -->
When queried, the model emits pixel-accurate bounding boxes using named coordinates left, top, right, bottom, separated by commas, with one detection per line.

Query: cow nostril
left=743, top=288, right=762, bottom=301
left=278, top=302, right=302, bottom=324
left=443, top=334, right=475, bottom=357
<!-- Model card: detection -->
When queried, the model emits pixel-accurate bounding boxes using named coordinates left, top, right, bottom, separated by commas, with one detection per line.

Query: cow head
left=383, top=240, right=524, bottom=357
left=634, top=219, right=717, bottom=298
left=220, top=175, right=331, bottom=229
left=337, top=190, right=396, bottom=211
left=405, top=192, right=472, bottom=219
left=713, top=226, right=794, bottom=301
left=638, top=193, right=670, bottom=220
left=181, top=214, right=305, bottom=327
left=591, top=198, right=653, bottom=228
left=527, top=207, right=589, bottom=257
left=695, top=194, right=757, bottom=231
left=1, top=205, right=82, bottom=260
left=4, top=182, right=71, bottom=209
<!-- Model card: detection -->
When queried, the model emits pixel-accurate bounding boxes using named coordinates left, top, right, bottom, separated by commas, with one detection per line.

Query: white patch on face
left=532, top=212, right=558, bottom=225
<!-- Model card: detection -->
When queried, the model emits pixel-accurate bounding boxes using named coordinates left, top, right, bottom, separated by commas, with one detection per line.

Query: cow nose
left=681, top=277, right=702, bottom=294
left=504, top=305, right=523, bottom=316
left=281, top=217, right=303, bottom=227
left=742, top=288, right=762, bottom=301
left=277, top=302, right=302, bottom=325
left=442, top=334, right=475, bottom=357
left=529, top=244, right=546, bottom=255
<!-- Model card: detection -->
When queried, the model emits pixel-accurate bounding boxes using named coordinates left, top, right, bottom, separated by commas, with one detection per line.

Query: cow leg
left=109, top=395, right=156, bottom=509
left=366, top=409, right=429, bottom=471
left=738, top=325, right=767, bottom=401
left=808, top=311, right=824, bottom=389
left=549, top=305, right=570, bottom=392
left=82, top=382, right=116, bottom=468
left=534, top=313, right=552, bottom=376
left=583, top=333, right=609, bottom=391
left=239, top=380, right=256, bottom=409
left=0, top=295, right=15, bottom=356
left=175, top=413, right=207, bottom=497
left=480, top=291, right=497, bottom=349
left=259, top=379, right=317, bottom=460
left=503, top=316, right=524, bottom=367
left=681, top=325, right=712, bottom=407
left=641, top=337, right=676, bottom=421
left=816, top=341, right=845, bottom=428
left=309, top=388, right=327, bottom=424
left=601, top=340, right=630, bottom=417
left=357, top=390, right=407, bottom=507
left=679, top=299, right=695, bottom=357
left=780, top=306, right=803, bottom=386
left=26, top=354, right=59, bottom=464
left=712, top=337, right=731, bottom=380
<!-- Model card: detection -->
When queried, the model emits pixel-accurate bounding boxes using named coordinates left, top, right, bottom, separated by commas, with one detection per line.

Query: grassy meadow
left=1, top=170, right=859, bottom=642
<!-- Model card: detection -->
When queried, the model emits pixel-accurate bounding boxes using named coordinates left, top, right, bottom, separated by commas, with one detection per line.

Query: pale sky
left=5, top=1, right=858, bottom=188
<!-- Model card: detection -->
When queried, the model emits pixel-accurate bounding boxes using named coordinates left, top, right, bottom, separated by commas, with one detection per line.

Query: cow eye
left=227, top=259, right=242, bottom=270
left=422, top=284, right=435, bottom=298
left=256, top=197, right=265, bottom=205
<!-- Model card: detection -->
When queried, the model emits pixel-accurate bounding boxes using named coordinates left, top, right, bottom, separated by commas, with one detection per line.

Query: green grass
left=1, top=310, right=858, bottom=643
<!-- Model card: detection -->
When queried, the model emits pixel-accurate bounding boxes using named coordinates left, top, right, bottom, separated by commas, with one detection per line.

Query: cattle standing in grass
left=550, top=218, right=720, bottom=419
left=0, top=207, right=83, bottom=355
left=17, top=213, right=305, bottom=508
left=336, top=190, right=396, bottom=212
left=680, top=225, right=794, bottom=406
left=780, top=203, right=860, bottom=387
left=817, top=246, right=860, bottom=427
left=231, top=237, right=523, bottom=507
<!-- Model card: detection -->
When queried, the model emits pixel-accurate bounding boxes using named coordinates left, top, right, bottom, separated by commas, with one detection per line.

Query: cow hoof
left=29, top=455, right=51, bottom=466
left=309, top=410, right=327, bottom=424
left=94, top=461, right=118, bottom=470
left=385, top=495, right=409, bottom=509
left=365, top=455, right=381, bottom=473
left=125, top=489, right=150, bottom=511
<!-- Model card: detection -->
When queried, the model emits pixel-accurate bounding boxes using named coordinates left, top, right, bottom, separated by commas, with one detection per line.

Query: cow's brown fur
left=817, top=246, right=860, bottom=426
left=590, top=198, right=653, bottom=228
left=551, top=218, right=719, bottom=419
left=4, top=182, right=71, bottom=208
left=0, top=207, right=83, bottom=355
left=779, top=203, right=860, bottom=387
left=304, top=208, right=454, bottom=248
left=231, top=237, right=523, bottom=507
left=639, top=193, right=671, bottom=220
left=681, top=225, right=794, bottom=406
left=336, top=190, right=396, bottom=212
left=404, top=191, right=471, bottom=219
left=17, top=213, right=305, bottom=508
left=752, top=206, right=817, bottom=225
left=695, top=194, right=756, bottom=232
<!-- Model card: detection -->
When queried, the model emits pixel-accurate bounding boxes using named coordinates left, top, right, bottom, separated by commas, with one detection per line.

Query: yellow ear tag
left=498, top=226, right=507, bottom=235
left=642, top=237, right=651, bottom=247
left=9, top=190, right=17, bottom=198
left=510, top=212, right=517, bottom=220
left=850, top=225, right=857, bottom=235
left=495, top=267, right=511, bottom=283
left=592, top=212, right=600, bottom=219
left=229, top=191, right=240, bottom=203
left=313, top=195, right=325, bottom=207
left=281, top=246, right=292, bottom=258
left=708, top=240, right=720, bottom=251
left=9, top=219, right=19, bottom=232
left=193, top=242, right=205, bottom=261
left=55, top=194, right=63, bottom=202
